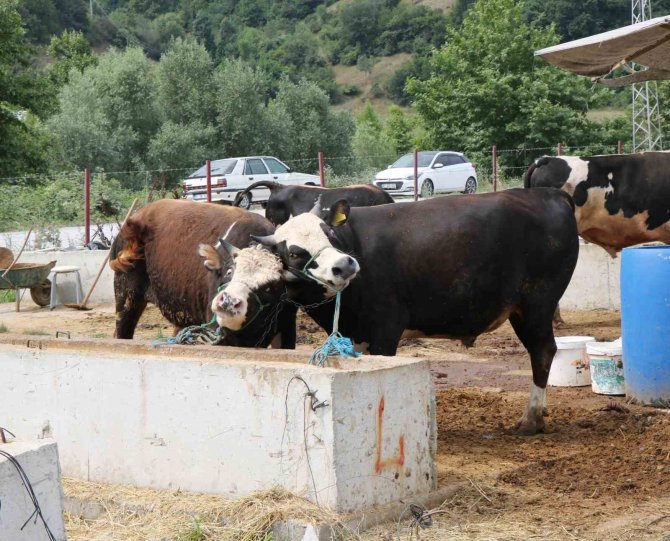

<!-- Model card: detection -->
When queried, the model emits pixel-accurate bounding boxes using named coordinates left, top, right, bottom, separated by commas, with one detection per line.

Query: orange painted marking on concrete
left=374, top=395, right=405, bottom=474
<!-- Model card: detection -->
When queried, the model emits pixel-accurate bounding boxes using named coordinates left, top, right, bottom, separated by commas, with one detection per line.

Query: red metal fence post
left=84, top=168, right=91, bottom=246
left=492, top=145, right=497, bottom=192
left=206, top=159, right=212, bottom=203
left=618, top=140, right=623, bottom=154
left=318, top=151, right=326, bottom=187
left=413, top=148, right=419, bottom=201
left=557, top=143, right=563, bottom=156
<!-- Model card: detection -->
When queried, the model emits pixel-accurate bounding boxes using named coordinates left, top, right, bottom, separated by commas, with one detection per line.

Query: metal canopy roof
left=535, top=15, right=670, bottom=86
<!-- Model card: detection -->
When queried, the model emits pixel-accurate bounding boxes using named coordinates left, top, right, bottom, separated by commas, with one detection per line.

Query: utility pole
left=631, top=0, right=663, bottom=151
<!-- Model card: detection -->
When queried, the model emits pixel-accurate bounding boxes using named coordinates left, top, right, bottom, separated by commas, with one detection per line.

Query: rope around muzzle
left=294, top=247, right=361, bottom=367
left=152, top=281, right=266, bottom=346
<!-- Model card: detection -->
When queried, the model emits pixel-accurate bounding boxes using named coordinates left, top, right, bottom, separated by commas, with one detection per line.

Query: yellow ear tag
left=333, top=211, right=347, bottom=225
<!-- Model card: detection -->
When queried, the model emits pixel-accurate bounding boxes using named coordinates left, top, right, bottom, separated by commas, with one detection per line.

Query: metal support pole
left=84, top=168, right=91, bottom=246
left=206, top=159, right=212, bottom=203
left=557, top=143, right=563, bottom=156
left=318, top=151, right=325, bottom=187
left=618, top=140, right=623, bottom=154
left=492, top=145, right=497, bottom=192
left=413, top=148, right=419, bottom=201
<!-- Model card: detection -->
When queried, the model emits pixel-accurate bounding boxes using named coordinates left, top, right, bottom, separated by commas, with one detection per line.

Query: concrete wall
left=18, top=250, right=113, bottom=307
left=0, top=440, right=66, bottom=541
left=0, top=338, right=436, bottom=513
left=14, top=242, right=622, bottom=311
left=561, top=242, right=620, bottom=310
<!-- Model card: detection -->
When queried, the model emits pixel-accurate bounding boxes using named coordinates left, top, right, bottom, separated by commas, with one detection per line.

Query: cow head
left=198, top=240, right=285, bottom=331
left=252, top=198, right=359, bottom=292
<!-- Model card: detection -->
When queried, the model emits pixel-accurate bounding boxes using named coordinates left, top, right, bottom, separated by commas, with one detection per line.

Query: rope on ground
left=152, top=317, right=227, bottom=346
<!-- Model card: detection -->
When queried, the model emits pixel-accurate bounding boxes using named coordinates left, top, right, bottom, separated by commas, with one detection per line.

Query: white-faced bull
left=252, top=189, right=579, bottom=435
left=201, top=241, right=293, bottom=347
left=110, top=199, right=296, bottom=348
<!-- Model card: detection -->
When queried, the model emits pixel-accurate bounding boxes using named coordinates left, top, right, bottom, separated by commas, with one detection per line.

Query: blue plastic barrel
left=621, top=245, right=670, bottom=406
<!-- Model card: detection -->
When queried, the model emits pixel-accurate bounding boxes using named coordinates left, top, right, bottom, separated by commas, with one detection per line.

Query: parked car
left=182, top=156, right=321, bottom=209
left=372, top=151, right=477, bottom=198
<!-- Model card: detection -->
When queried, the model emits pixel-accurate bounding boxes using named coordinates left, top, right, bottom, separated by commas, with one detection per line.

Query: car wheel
left=236, top=192, right=252, bottom=210
left=463, top=177, right=477, bottom=194
left=420, top=179, right=434, bottom=198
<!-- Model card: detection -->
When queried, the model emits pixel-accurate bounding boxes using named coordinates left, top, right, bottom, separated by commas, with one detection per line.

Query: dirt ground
left=2, top=301, right=669, bottom=540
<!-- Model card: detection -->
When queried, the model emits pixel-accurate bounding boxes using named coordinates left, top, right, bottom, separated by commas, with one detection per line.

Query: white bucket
left=548, top=336, right=595, bottom=387
left=586, top=339, right=625, bottom=395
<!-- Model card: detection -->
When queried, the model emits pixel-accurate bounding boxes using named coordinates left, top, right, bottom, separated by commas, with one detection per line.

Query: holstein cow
left=232, top=181, right=394, bottom=225
left=215, top=189, right=579, bottom=434
left=524, top=152, right=670, bottom=256
left=110, top=199, right=296, bottom=348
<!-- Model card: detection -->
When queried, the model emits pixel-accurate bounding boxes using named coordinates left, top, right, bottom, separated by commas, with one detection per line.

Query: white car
left=372, top=151, right=477, bottom=198
left=182, top=156, right=321, bottom=209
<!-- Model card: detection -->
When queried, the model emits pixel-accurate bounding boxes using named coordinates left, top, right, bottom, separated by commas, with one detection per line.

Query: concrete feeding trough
left=0, top=336, right=436, bottom=513
left=0, top=439, right=66, bottom=541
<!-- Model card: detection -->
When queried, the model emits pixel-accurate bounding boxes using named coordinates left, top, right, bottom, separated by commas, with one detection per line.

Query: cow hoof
left=514, top=417, right=545, bottom=436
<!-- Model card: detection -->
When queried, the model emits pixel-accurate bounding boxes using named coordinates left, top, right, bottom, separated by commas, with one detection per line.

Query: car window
left=390, top=152, right=437, bottom=168
left=433, top=154, right=451, bottom=166
left=263, top=158, right=289, bottom=174
left=244, top=159, right=269, bottom=175
left=189, top=159, right=237, bottom=178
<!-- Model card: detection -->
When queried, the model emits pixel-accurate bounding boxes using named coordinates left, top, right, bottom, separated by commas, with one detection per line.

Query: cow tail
left=109, top=218, right=147, bottom=273
left=232, top=181, right=283, bottom=207
left=523, top=156, right=551, bottom=188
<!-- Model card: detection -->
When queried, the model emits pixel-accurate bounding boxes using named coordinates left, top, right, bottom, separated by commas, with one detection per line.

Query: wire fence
left=0, top=140, right=633, bottom=251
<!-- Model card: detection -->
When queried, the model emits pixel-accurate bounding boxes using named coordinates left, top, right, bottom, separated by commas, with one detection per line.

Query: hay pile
left=63, top=477, right=353, bottom=541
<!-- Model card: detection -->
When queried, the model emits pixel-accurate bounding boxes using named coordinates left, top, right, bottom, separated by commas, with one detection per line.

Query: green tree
left=385, top=106, right=416, bottom=155
left=409, top=0, right=600, bottom=160
left=213, top=58, right=270, bottom=157
left=0, top=0, right=55, bottom=177
left=156, top=37, right=215, bottom=125
left=267, top=78, right=355, bottom=172
left=47, top=30, right=97, bottom=86
left=48, top=47, right=159, bottom=182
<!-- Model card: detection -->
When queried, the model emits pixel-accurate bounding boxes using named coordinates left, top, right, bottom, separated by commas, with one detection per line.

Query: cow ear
left=271, top=240, right=289, bottom=266
left=219, top=238, right=240, bottom=258
left=327, top=199, right=350, bottom=227
left=198, top=244, right=222, bottom=271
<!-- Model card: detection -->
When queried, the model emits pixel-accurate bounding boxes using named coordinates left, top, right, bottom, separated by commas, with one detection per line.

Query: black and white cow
left=213, top=189, right=579, bottom=435
left=524, top=152, right=670, bottom=256
left=232, top=181, right=394, bottom=225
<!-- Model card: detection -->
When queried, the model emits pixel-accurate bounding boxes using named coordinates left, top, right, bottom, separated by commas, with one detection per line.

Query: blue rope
left=308, top=289, right=361, bottom=367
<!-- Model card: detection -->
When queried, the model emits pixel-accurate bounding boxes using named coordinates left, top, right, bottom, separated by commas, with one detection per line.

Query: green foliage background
left=0, top=0, right=666, bottom=232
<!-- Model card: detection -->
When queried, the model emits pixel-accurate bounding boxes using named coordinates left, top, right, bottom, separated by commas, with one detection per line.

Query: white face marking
left=607, top=172, right=613, bottom=180
left=559, top=156, right=590, bottom=195
left=210, top=246, right=283, bottom=331
left=273, top=213, right=360, bottom=290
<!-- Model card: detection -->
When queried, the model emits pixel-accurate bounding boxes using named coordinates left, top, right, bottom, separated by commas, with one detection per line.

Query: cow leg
left=552, top=305, right=565, bottom=328
left=366, top=311, right=406, bottom=356
left=113, top=269, right=149, bottom=339
left=509, top=311, right=557, bottom=435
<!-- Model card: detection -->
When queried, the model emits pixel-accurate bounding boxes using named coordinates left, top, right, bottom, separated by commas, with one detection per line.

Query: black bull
left=258, top=188, right=579, bottom=434
left=232, top=181, right=394, bottom=225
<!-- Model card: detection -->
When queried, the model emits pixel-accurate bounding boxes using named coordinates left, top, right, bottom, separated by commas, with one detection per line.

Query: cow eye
left=289, top=252, right=297, bottom=258
left=265, top=286, right=271, bottom=293
left=225, top=268, right=233, bottom=277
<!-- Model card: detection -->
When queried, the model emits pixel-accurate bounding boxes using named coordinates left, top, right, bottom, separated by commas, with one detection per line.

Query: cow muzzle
left=211, top=290, right=247, bottom=330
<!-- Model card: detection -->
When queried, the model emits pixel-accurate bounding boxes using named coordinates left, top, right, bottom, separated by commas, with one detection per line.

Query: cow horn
left=251, top=234, right=277, bottom=247
left=219, top=238, right=240, bottom=256
left=310, top=196, right=323, bottom=216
